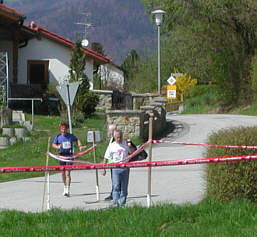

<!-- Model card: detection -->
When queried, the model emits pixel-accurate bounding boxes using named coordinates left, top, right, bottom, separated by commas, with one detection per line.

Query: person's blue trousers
left=112, top=168, right=129, bottom=206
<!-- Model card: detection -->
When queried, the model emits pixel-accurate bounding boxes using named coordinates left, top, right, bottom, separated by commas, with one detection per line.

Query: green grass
left=0, top=199, right=256, bottom=236
left=0, top=113, right=108, bottom=182
left=182, top=103, right=215, bottom=114
left=230, top=103, right=257, bottom=116
left=182, top=85, right=219, bottom=114
left=182, top=84, right=257, bottom=115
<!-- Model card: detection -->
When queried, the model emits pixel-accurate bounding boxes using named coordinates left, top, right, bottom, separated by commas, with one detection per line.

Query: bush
left=72, top=111, right=85, bottom=128
left=80, top=92, right=99, bottom=118
left=206, top=127, right=257, bottom=202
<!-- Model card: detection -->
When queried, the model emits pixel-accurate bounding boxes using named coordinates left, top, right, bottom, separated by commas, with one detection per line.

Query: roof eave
left=0, top=3, right=25, bottom=22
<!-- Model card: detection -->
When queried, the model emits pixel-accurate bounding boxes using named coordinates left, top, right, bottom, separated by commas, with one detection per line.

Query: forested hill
left=5, top=0, right=155, bottom=65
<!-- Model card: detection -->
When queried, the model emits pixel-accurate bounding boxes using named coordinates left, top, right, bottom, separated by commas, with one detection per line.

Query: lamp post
left=152, top=9, right=165, bottom=94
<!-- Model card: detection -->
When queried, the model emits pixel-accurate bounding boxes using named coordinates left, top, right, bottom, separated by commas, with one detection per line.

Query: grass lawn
left=0, top=199, right=256, bottom=236
left=0, top=113, right=108, bottom=182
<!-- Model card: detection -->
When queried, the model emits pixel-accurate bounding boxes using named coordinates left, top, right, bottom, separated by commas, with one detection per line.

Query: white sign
left=167, top=90, right=176, bottom=98
left=87, top=131, right=101, bottom=143
left=167, top=75, right=176, bottom=85
left=56, top=81, right=80, bottom=106
left=171, top=73, right=183, bottom=77
left=167, top=73, right=183, bottom=86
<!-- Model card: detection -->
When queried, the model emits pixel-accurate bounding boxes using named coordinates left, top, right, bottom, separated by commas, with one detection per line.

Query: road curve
left=1, top=114, right=257, bottom=212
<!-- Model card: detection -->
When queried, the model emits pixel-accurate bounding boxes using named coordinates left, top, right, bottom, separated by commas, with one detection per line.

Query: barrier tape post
left=147, top=114, right=153, bottom=207
left=93, top=132, right=100, bottom=202
left=42, top=137, right=51, bottom=211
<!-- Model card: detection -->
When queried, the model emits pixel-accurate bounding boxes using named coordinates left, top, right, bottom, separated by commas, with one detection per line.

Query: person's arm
left=102, top=144, right=112, bottom=176
left=52, top=143, right=61, bottom=150
left=76, top=139, right=83, bottom=151
left=52, top=136, right=61, bottom=150
left=102, top=158, right=108, bottom=176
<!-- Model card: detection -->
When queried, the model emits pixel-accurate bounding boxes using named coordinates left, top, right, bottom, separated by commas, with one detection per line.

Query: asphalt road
left=1, top=114, right=257, bottom=212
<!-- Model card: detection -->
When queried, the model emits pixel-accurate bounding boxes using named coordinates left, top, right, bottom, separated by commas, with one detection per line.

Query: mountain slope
left=5, top=0, right=155, bottom=65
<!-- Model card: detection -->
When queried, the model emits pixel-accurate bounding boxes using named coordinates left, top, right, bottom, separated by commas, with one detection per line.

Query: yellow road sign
left=167, top=85, right=176, bottom=98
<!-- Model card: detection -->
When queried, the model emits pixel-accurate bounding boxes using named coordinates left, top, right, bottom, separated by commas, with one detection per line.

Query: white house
left=0, top=3, right=110, bottom=100
left=98, top=62, right=124, bottom=90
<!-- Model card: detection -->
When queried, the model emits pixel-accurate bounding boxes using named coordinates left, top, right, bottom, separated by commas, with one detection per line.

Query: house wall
left=18, top=38, right=94, bottom=85
left=0, top=40, right=13, bottom=83
left=99, top=63, right=124, bottom=89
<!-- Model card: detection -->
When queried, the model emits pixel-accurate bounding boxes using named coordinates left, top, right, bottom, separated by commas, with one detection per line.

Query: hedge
left=206, top=126, right=257, bottom=202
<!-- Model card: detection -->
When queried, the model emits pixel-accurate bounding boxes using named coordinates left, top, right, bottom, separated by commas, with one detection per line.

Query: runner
left=52, top=123, right=82, bottom=197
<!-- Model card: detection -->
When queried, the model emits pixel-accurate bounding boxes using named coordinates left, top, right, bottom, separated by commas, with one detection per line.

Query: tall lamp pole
left=152, top=9, right=165, bottom=95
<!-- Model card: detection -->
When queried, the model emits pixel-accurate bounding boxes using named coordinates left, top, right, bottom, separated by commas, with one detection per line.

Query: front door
left=27, top=60, right=49, bottom=90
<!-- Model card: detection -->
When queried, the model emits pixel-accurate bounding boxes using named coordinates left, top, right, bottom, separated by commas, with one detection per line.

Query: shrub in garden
left=206, top=127, right=257, bottom=202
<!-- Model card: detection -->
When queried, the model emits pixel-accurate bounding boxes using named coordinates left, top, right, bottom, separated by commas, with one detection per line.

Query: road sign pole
left=57, top=81, right=80, bottom=135
left=66, top=84, right=73, bottom=134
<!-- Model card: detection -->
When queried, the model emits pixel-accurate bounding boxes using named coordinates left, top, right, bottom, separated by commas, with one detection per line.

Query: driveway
left=1, top=114, right=257, bottom=212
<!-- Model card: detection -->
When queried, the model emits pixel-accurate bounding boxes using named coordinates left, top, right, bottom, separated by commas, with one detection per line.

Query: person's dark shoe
left=104, top=195, right=112, bottom=201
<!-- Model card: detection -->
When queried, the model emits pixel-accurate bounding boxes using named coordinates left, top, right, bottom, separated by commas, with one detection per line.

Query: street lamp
left=152, top=9, right=165, bottom=94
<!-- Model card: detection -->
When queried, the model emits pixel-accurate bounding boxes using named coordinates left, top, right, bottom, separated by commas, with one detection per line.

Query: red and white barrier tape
left=152, top=139, right=257, bottom=149
left=120, top=140, right=151, bottom=162
left=47, top=145, right=96, bottom=159
left=47, top=145, right=96, bottom=164
left=47, top=140, right=149, bottom=164
left=47, top=152, right=92, bottom=164
left=1, top=154, right=256, bottom=173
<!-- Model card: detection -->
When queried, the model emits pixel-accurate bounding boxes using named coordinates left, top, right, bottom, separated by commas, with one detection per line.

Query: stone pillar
left=0, top=107, right=12, bottom=127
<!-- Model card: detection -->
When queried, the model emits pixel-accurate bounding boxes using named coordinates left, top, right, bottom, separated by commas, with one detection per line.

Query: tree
left=142, top=0, right=257, bottom=107
left=69, top=40, right=99, bottom=122
left=92, top=42, right=106, bottom=90
left=174, top=70, right=197, bottom=102
left=69, top=41, right=89, bottom=86
left=121, top=49, right=140, bottom=90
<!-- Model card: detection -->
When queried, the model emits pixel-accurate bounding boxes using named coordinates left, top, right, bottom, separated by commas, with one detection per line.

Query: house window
left=27, top=60, right=49, bottom=90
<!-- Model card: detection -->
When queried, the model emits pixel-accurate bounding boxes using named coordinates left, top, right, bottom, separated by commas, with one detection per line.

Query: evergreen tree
left=69, top=41, right=89, bottom=87
left=69, top=40, right=99, bottom=123
left=121, top=49, right=140, bottom=90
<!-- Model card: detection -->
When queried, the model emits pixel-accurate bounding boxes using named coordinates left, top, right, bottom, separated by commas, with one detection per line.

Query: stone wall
left=94, top=89, right=160, bottom=112
left=95, top=89, right=167, bottom=140
left=93, top=89, right=113, bottom=111
left=131, top=92, right=159, bottom=110
left=106, top=110, right=144, bottom=139
left=106, top=96, right=167, bottom=140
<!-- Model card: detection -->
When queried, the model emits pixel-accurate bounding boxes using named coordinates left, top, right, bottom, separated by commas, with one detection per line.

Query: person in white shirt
left=102, top=129, right=130, bottom=207
left=104, top=124, right=116, bottom=201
